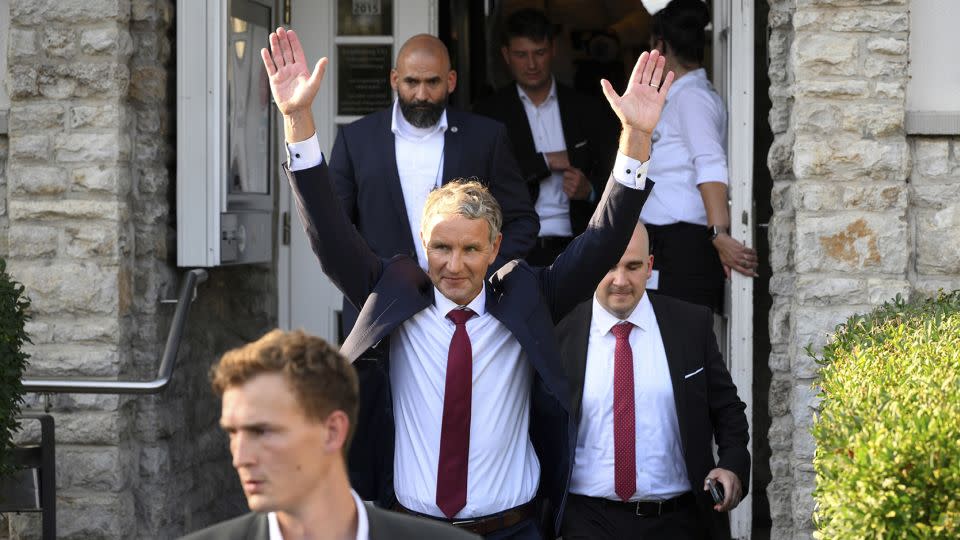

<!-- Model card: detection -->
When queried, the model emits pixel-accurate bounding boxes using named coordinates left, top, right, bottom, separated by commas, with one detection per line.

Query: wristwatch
left=707, top=225, right=728, bottom=241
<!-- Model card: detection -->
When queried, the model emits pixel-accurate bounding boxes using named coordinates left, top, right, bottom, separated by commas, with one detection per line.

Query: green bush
left=812, top=291, right=960, bottom=539
left=0, top=259, right=30, bottom=479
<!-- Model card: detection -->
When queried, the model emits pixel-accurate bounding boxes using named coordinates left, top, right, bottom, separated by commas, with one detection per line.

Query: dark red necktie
left=611, top=322, right=636, bottom=502
left=436, top=308, right=475, bottom=518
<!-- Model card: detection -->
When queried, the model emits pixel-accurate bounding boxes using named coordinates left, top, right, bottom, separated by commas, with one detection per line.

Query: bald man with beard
left=294, top=35, right=539, bottom=339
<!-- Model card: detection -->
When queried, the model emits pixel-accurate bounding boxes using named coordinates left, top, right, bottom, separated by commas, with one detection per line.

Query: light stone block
left=5, top=261, right=122, bottom=315
left=794, top=101, right=840, bottom=133
left=796, top=212, right=908, bottom=275
left=795, top=276, right=866, bottom=306
left=794, top=136, right=909, bottom=182
left=11, top=0, right=129, bottom=25
left=768, top=414, right=795, bottom=452
left=839, top=103, right=903, bottom=137
left=58, top=445, right=133, bottom=492
left=864, top=55, right=907, bottom=79
left=10, top=134, right=50, bottom=161
left=8, top=165, right=68, bottom=195
left=7, top=224, right=59, bottom=258
left=65, top=224, right=121, bottom=258
left=797, top=182, right=906, bottom=212
left=9, top=103, right=66, bottom=131
left=793, top=33, right=859, bottom=77
left=916, top=205, right=960, bottom=274
left=73, top=165, right=129, bottom=193
left=793, top=304, right=867, bottom=357
left=41, top=28, right=77, bottom=58
left=867, top=37, right=907, bottom=55
left=795, top=79, right=869, bottom=99
left=913, top=139, right=951, bottom=179
left=54, top=132, right=131, bottom=162
left=8, top=28, right=37, bottom=57
left=911, top=184, right=960, bottom=209
left=8, top=66, right=39, bottom=98
left=9, top=199, right=125, bottom=221
left=81, top=27, right=134, bottom=56
left=70, top=104, right=125, bottom=129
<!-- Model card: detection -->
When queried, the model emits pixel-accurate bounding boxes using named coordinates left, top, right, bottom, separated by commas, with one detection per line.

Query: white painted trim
left=334, top=35, right=395, bottom=45
left=726, top=0, right=755, bottom=537
left=906, top=111, right=960, bottom=135
left=176, top=0, right=225, bottom=267
left=0, top=0, right=9, bottom=116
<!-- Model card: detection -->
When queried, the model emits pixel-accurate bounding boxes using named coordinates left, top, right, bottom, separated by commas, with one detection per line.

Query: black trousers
left=645, top=222, right=725, bottom=313
left=560, top=494, right=709, bottom=540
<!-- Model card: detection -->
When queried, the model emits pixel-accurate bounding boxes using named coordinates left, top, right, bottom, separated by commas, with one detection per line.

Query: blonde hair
left=421, top=179, right=503, bottom=244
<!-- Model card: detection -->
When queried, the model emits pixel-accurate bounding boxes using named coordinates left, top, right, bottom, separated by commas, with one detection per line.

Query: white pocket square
left=684, top=367, right=704, bottom=379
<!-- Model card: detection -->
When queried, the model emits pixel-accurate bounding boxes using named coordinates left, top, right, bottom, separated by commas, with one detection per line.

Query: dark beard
left=399, top=95, right=447, bottom=128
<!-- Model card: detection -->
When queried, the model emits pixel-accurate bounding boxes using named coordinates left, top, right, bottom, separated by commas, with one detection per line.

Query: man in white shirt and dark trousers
left=261, top=27, right=671, bottom=539
left=556, top=223, right=750, bottom=539
left=474, top=8, right=619, bottom=266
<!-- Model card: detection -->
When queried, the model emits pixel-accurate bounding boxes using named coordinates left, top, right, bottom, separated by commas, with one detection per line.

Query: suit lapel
left=379, top=111, right=414, bottom=239
left=441, top=109, right=462, bottom=185
left=505, top=89, right=538, bottom=157
left=564, top=301, right=592, bottom=425
left=649, top=294, right=689, bottom=455
left=556, top=84, right=583, bottom=155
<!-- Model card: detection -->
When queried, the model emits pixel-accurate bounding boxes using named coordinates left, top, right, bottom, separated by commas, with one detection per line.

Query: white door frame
left=713, top=0, right=755, bottom=537
left=278, top=0, right=438, bottom=341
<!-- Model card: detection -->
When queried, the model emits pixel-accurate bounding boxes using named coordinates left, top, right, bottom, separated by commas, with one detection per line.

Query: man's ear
left=647, top=255, right=655, bottom=279
left=390, top=68, right=399, bottom=92
left=447, top=70, right=458, bottom=94
left=489, top=232, right=503, bottom=264
left=500, top=45, right=510, bottom=65
left=324, top=410, right=350, bottom=454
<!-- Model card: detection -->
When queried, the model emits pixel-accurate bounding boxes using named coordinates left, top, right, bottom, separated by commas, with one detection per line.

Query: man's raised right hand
left=261, top=27, right=327, bottom=142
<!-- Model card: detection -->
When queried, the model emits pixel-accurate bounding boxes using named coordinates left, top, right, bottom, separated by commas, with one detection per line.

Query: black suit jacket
left=286, top=158, right=651, bottom=532
left=179, top=503, right=480, bottom=540
left=473, top=82, right=619, bottom=235
left=329, top=106, right=539, bottom=335
left=555, top=293, right=750, bottom=540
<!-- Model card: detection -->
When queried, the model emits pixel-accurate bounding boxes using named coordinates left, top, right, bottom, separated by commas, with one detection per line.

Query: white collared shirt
left=390, top=99, right=448, bottom=269
left=390, top=284, right=541, bottom=519
left=267, top=489, right=369, bottom=540
left=569, top=294, right=691, bottom=501
left=517, top=79, right=572, bottom=237
left=641, top=68, right=728, bottom=226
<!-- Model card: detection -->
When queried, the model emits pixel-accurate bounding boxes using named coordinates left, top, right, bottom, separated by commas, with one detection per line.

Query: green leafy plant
left=0, top=259, right=30, bottom=479
left=811, top=291, right=960, bottom=539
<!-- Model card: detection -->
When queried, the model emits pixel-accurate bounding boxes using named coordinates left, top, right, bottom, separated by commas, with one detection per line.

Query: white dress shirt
left=267, top=489, right=369, bottom=540
left=641, top=68, right=728, bottom=226
left=517, top=79, right=572, bottom=237
left=390, top=100, right=448, bottom=269
left=569, top=294, right=691, bottom=501
left=390, top=284, right=541, bottom=518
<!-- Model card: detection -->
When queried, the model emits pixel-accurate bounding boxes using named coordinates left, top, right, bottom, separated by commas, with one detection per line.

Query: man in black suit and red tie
left=556, top=222, right=750, bottom=539
left=261, top=25, right=673, bottom=539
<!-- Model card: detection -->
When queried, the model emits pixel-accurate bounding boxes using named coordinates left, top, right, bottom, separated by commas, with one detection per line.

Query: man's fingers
left=627, top=51, right=650, bottom=87
left=288, top=29, right=307, bottom=65
left=269, top=32, right=285, bottom=70
left=277, top=27, right=295, bottom=65
left=658, top=70, right=676, bottom=100
left=640, top=49, right=658, bottom=86
left=600, top=79, right=620, bottom=109
left=651, top=56, right=665, bottom=89
left=309, top=57, right=329, bottom=89
left=261, top=48, right=277, bottom=76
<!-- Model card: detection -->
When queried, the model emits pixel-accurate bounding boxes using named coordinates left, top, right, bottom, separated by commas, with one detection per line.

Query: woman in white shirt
left=641, top=0, right=757, bottom=312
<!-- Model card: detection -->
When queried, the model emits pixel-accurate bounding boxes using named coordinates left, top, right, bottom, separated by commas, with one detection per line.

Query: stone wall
left=762, top=0, right=960, bottom=538
left=4, top=0, right=270, bottom=537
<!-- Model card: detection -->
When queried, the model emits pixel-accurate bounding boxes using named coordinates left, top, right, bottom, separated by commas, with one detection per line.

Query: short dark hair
left=501, top=8, right=555, bottom=47
left=211, top=329, right=359, bottom=450
left=651, top=0, right=711, bottom=64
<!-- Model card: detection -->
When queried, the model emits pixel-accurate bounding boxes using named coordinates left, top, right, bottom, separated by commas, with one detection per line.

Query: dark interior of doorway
left=440, top=1, right=776, bottom=536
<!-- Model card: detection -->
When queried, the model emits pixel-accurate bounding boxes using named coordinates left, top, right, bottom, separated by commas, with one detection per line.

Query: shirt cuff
left=286, top=133, right=324, bottom=171
left=611, top=152, right=649, bottom=190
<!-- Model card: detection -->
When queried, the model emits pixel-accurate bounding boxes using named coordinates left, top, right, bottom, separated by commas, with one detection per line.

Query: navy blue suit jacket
left=286, top=159, right=652, bottom=532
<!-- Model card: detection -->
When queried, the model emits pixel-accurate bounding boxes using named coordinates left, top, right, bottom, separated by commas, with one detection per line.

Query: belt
left=535, top=236, right=573, bottom=250
left=391, top=500, right=536, bottom=535
left=573, top=492, right=696, bottom=518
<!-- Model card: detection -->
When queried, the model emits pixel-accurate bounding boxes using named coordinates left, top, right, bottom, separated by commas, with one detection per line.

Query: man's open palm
left=601, top=49, right=674, bottom=134
left=260, top=28, right=327, bottom=115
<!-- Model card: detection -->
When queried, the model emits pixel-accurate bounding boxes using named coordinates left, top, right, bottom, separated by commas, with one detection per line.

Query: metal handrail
left=22, top=269, right=209, bottom=394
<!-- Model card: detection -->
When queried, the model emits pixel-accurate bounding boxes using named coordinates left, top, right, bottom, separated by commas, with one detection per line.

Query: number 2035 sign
left=352, top=0, right=382, bottom=16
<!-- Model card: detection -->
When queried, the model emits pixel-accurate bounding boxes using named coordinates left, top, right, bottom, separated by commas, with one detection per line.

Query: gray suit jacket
left=180, top=503, right=479, bottom=540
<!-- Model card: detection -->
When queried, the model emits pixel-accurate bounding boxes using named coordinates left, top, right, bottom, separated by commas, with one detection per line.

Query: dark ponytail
left=651, top=0, right=711, bottom=64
